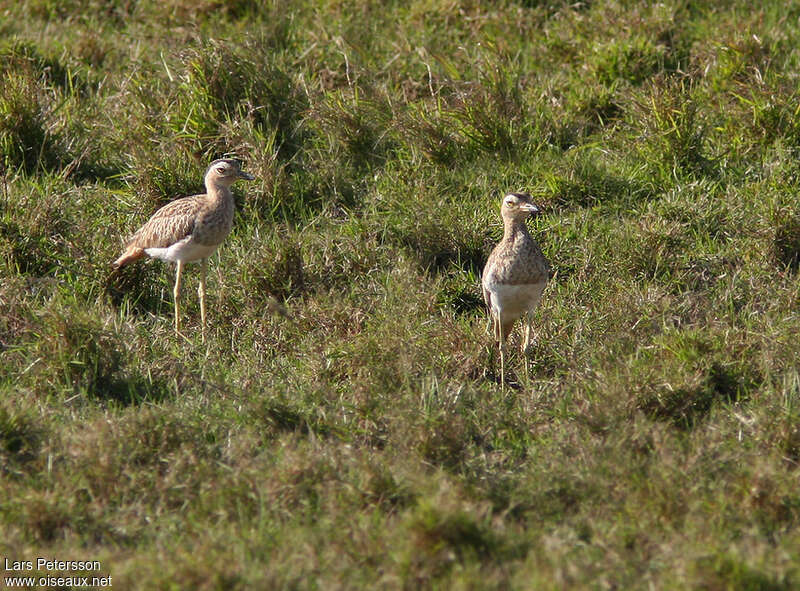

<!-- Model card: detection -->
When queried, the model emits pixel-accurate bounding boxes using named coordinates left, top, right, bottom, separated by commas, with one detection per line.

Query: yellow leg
left=497, top=316, right=505, bottom=390
left=523, top=313, right=531, bottom=383
left=523, top=314, right=531, bottom=352
left=174, top=260, right=184, bottom=337
left=522, top=350, right=529, bottom=383
left=198, top=258, right=207, bottom=343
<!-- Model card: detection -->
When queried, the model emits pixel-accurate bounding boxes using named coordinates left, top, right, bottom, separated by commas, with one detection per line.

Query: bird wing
left=126, top=195, right=203, bottom=249
left=481, top=258, right=493, bottom=310
left=482, top=283, right=492, bottom=311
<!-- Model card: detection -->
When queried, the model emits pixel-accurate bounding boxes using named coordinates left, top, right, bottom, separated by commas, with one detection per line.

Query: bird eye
left=216, top=167, right=226, bottom=174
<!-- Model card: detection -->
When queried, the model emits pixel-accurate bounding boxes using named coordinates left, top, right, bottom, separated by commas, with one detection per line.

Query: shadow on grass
left=406, top=502, right=530, bottom=581
left=0, top=218, right=63, bottom=277
left=0, top=400, right=45, bottom=474
left=104, top=262, right=170, bottom=319
left=52, top=319, right=176, bottom=406
left=436, top=277, right=485, bottom=316
left=774, top=214, right=800, bottom=273
left=84, top=370, right=175, bottom=407
left=639, top=362, right=760, bottom=430
left=547, top=157, right=658, bottom=210
left=694, top=554, right=796, bottom=591
left=382, top=222, right=490, bottom=276
left=255, top=398, right=343, bottom=440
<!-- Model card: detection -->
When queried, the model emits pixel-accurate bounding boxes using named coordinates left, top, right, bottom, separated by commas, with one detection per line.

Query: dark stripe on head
left=208, top=158, right=241, bottom=168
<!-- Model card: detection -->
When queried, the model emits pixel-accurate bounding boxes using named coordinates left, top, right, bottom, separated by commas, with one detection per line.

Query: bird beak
left=238, top=171, right=255, bottom=180
left=520, top=203, right=539, bottom=214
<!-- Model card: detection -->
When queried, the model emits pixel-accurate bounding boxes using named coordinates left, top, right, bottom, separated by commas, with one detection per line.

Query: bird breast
left=483, top=239, right=550, bottom=286
left=193, top=199, right=234, bottom=246
left=485, top=281, right=547, bottom=319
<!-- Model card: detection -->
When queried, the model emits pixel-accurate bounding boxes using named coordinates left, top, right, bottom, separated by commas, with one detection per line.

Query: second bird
left=482, top=192, right=550, bottom=386
left=112, top=158, right=254, bottom=342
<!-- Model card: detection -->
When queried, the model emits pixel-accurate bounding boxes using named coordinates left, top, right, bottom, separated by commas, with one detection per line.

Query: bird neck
left=502, top=217, right=530, bottom=243
left=205, top=179, right=233, bottom=205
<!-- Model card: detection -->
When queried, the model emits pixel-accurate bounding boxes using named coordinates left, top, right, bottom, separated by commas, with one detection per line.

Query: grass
left=2, top=0, right=800, bottom=588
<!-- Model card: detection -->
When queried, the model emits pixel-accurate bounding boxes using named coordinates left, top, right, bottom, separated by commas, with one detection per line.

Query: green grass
left=3, top=0, right=800, bottom=588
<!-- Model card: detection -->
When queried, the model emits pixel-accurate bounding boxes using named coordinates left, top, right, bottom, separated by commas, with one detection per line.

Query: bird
left=481, top=192, right=550, bottom=386
left=112, top=158, right=254, bottom=342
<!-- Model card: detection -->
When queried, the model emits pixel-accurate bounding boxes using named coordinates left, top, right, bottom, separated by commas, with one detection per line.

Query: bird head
left=500, top=192, right=540, bottom=220
left=205, top=159, right=255, bottom=187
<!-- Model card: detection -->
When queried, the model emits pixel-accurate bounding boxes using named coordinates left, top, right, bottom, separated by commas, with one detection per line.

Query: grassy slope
left=2, top=0, right=800, bottom=588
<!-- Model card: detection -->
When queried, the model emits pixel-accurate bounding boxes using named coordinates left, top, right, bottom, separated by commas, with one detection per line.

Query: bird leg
left=497, top=316, right=505, bottom=390
left=198, top=258, right=207, bottom=343
left=173, top=260, right=184, bottom=337
left=522, top=313, right=532, bottom=383
left=523, top=313, right=531, bottom=352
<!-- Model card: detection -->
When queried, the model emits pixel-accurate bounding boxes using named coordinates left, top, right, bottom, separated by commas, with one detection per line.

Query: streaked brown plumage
left=482, top=192, right=550, bottom=386
left=113, top=158, right=254, bottom=341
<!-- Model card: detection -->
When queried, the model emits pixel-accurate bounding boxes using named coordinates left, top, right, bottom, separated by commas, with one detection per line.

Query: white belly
left=145, top=238, right=218, bottom=263
left=485, top=282, right=546, bottom=321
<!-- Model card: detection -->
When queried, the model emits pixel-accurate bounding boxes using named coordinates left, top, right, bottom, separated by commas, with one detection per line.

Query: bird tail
left=112, top=246, right=145, bottom=269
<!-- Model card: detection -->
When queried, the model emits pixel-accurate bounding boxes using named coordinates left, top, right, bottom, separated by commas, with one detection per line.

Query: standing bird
left=112, top=159, right=254, bottom=342
left=482, top=192, right=550, bottom=386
